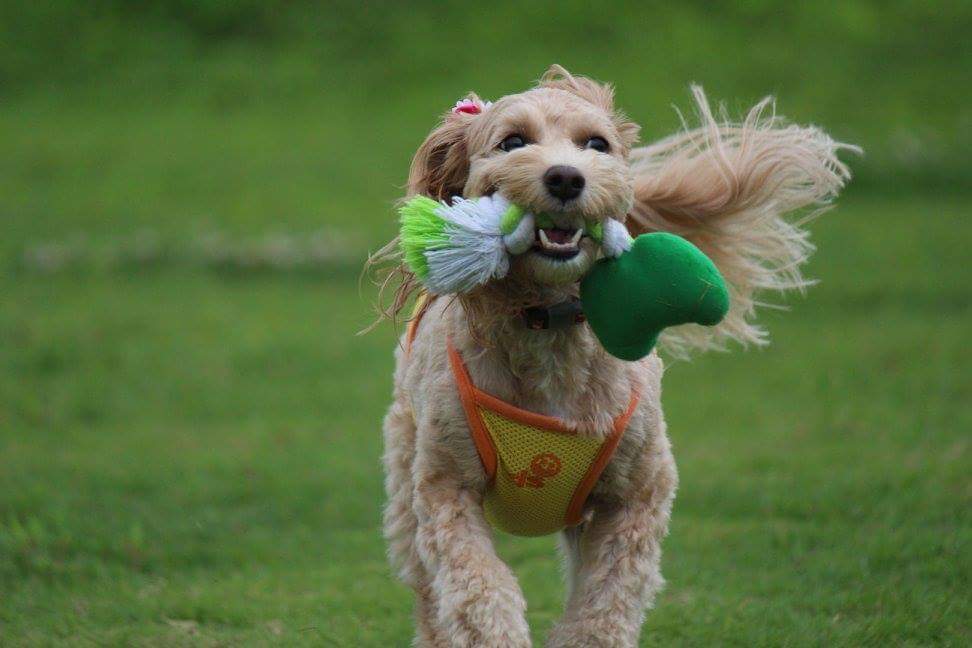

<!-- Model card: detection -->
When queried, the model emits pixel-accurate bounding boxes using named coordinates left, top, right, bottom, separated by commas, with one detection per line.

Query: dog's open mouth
left=534, top=227, right=583, bottom=260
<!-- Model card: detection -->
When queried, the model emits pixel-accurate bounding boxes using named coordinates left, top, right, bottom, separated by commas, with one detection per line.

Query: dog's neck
left=453, top=282, right=632, bottom=432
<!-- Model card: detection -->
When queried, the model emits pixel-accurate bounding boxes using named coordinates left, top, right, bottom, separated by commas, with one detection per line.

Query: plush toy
left=398, top=194, right=729, bottom=360
left=579, top=233, right=729, bottom=360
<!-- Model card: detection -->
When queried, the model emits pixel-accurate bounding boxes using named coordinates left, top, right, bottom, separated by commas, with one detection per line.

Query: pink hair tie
left=452, top=98, right=491, bottom=115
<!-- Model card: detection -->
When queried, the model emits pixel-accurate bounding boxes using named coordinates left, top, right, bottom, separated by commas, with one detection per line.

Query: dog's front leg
left=547, top=466, right=676, bottom=648
left=413, top=470, right=531, bottom=648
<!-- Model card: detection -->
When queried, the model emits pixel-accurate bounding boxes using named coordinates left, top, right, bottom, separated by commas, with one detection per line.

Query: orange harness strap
left=566, top=389, right=639, bottom=525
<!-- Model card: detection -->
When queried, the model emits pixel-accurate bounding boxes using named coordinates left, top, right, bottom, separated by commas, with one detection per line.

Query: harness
left=406, top=295, right=640, bottom=537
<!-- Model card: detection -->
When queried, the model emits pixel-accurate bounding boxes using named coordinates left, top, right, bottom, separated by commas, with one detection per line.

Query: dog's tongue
left=542, top=228, right=576, bottom=244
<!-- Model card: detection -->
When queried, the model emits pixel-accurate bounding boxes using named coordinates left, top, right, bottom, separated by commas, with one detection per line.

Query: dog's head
left=407, top=65, right=639, bottom=287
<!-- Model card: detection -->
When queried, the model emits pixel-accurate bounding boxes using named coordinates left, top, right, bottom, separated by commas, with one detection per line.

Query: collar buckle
left=522, top=297, right=586, bottom=330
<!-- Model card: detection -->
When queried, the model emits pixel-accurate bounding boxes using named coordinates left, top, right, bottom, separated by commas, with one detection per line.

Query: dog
left=373, top=65, right=854, bottom=647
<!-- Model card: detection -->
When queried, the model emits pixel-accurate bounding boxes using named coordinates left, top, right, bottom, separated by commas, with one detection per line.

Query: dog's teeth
left=537, top=227, right=581, bottom=253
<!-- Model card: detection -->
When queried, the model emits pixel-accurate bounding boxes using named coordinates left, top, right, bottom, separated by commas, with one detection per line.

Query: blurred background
left=1, top=2, right=969, bottom=645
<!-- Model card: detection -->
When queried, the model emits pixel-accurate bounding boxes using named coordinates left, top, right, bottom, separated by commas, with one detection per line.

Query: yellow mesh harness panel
left=479, top=407, right=606, bottom=536
left=447, top=339, right=639, bottom=537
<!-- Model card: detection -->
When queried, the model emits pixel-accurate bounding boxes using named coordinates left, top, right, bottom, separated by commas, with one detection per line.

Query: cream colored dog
left=374, top=65, right=854, bottom=647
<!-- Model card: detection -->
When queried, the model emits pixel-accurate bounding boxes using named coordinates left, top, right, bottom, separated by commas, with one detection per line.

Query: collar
left=521, top=297, right=586, bottom=330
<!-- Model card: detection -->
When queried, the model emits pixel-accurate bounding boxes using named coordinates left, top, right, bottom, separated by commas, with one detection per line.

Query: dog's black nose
left=543, top=165, right=585, bottom=201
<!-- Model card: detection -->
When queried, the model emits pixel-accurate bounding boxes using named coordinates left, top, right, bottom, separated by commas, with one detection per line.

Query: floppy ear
left=407, top=97, right=481, bottom=200
left=539, top=64, right=640, bottom=150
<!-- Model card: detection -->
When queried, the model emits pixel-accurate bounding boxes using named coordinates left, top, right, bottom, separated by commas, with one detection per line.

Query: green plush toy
left=580, top=233, right=730, bottom=361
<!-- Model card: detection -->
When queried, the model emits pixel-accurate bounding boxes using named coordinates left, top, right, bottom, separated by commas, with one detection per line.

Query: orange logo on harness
left=513, top=452, right=563, bottom=488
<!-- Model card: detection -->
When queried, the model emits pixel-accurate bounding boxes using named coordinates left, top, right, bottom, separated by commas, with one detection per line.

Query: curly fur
left=373, top=65, right=854, bottom=647
left=629, top=86, right=858, bottom=355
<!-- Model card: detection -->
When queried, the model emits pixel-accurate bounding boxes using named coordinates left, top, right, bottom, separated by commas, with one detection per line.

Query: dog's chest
left=445, top=339, right=641, bottom=537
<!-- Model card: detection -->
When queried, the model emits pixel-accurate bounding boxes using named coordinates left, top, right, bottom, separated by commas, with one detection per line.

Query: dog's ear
left=407, top=99, right=478, bottom=200
left=539, top=64, right=640, bottom=150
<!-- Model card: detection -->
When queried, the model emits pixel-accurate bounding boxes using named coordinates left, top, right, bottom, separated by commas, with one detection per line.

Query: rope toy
left=399, top=194, right=533, bottom=295
left=398, top=193, right=632, bottom=295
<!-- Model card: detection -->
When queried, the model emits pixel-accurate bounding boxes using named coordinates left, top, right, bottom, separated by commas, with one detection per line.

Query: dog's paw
left=442, top=593, right=531, bottom=647
left=546, top=618, right=637, bottom=648
left=434, top=566, right=531, bottom=647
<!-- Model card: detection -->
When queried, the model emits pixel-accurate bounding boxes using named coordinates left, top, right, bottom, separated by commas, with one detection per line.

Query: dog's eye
left=499, top=135, right=526, bottom=152
left=585, top=136, right=610, bottom=153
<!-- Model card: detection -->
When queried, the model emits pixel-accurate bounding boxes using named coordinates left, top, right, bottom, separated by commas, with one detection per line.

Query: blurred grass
left=1, top=1, right=970, bottom=646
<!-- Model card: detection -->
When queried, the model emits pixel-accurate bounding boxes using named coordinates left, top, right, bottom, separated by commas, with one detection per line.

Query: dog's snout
left=543, top=165, right=585, bottom=201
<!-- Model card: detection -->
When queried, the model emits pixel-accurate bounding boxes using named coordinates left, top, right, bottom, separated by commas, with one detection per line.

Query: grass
left=2, top=195, right=969, bottom=645
left=1, top=2, right=970, bottom=645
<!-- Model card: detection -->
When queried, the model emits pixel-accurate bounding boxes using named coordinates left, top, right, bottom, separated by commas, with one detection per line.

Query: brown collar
left=521, top=297, right=586, bottom=330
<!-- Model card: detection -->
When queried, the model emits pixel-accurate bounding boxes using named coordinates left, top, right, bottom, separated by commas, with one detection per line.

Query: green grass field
left=1, top=2, right=970, bottom=646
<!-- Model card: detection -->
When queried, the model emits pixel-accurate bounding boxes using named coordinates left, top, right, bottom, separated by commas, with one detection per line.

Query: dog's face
left=465, top=88, right=635, bottom=285
left=408, top=66, right=639, bottom=288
